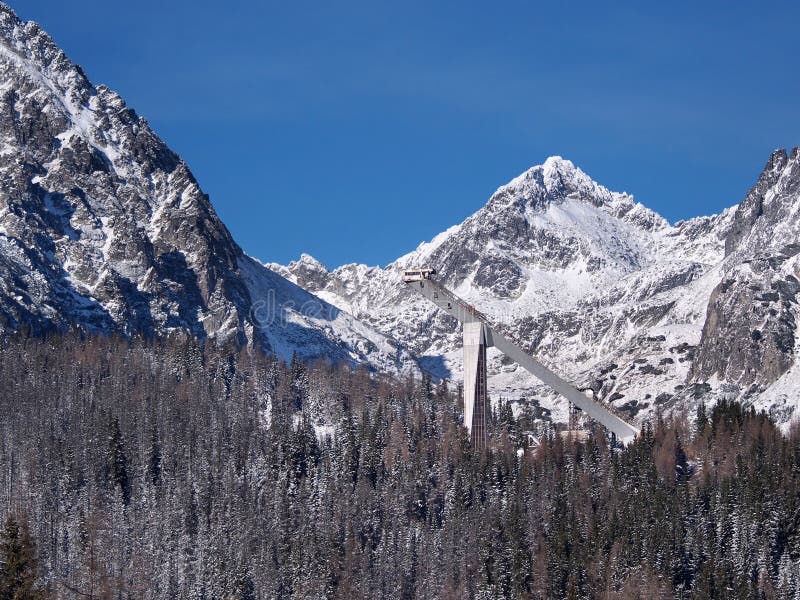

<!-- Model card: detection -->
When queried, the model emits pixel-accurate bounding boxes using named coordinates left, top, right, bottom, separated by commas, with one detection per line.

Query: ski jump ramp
left=402, top=270, right=640, bottom=447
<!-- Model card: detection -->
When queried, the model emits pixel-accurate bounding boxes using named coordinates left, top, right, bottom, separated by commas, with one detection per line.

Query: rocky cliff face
left=691, top=149, right=800, bottom=420
left=271, top=152, right=800, bottom=427
left=0, top=2, right=416, bottom=373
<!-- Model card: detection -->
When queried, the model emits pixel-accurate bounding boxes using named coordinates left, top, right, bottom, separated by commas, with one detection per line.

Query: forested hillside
left=1, top=335, right=800, bottom=599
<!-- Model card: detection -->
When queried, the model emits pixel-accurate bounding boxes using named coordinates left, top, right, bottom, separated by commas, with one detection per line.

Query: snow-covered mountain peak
left=490, top=156, right=602, bottom=209
left=273, top=158, right=709, bottom=318
left=269, top=152, right=800, bottom=427
left=483, top=157, right=668, bottom=236
left=0, top=1, right=419, bottom=375
left=297, top=252, right=328, bottom=270
left=495, top=156, right=605, bottom=205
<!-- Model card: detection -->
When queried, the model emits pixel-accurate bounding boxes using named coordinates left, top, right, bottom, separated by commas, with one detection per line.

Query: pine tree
left=696, top=401, right=708, bottom=436
left=148, top=423, right=162, bottom=486
left=107, top=416, right=130, bottom=505
left=232, top=567, right=256, bottom=600
left=289, top=351, right=309, bottom=412
left=0, top=514, right=43, bottom=600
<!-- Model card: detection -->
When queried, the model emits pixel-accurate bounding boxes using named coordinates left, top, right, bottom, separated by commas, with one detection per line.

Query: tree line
left=0, top=332, right=799, bottom=598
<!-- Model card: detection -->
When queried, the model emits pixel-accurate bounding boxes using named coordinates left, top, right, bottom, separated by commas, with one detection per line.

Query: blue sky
left=15, top=1, right=800, bottom=268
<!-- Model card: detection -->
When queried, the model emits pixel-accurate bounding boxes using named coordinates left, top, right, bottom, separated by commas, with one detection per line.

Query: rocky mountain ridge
left=0, top=1, right=416, bottom=374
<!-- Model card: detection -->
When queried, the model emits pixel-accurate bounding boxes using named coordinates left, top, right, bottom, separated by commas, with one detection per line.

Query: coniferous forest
left=1, top=334, right=800, bottom=599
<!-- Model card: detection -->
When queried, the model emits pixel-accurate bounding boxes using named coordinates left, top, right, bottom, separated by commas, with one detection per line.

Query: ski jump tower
left=402, top=269, right=639, bottom=449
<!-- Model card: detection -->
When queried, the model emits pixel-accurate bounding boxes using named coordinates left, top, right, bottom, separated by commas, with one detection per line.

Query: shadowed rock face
left=692, top=267, right=799, bottom=389
left=693, top=149, right=800, bottom=390
left=0, top=2, right=418, bottom=373
left=724, top=149, right=790, bottom=257
left=0, top=2, right=247, bottom=342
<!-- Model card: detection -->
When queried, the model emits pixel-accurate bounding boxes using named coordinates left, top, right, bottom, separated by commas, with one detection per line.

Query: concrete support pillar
left=463, top=320, right=488, bottom=450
